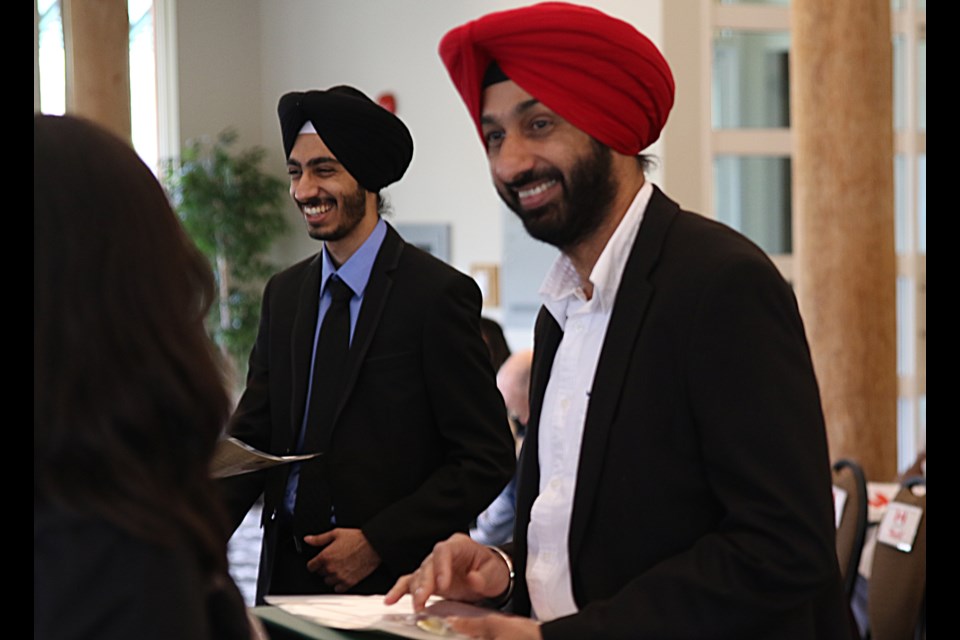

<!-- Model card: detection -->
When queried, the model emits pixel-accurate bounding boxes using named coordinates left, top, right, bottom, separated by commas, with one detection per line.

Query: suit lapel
left=290, top=253, right=323, bottom=444
left=567, top=186, right=680, bottom=564
left=517, top=307, right=563, bottom=525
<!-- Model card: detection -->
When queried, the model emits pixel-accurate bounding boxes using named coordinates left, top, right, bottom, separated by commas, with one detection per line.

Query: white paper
left=264, top=594, right=491, bottom=639
left=210, top=437, right=320, bottom=478
left=876, top=501, right=923, bottom=553
left=866, top=482, right=901, bottom=523
left=832, top=485, right=848, bottom=529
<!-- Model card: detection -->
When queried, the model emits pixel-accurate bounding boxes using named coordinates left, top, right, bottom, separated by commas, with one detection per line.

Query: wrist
left=485, top=545, right=515, bottom=609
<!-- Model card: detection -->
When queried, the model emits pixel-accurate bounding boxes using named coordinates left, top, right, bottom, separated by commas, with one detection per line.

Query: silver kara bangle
left=486, top=545, right=515, bottom=608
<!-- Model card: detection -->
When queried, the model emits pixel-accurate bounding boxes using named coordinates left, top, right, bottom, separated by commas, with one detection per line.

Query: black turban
left=277, top=85, right=414, bottom=192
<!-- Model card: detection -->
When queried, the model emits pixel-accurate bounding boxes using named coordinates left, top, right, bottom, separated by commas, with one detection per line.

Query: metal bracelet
left=486, top=545, right=515, bottom=608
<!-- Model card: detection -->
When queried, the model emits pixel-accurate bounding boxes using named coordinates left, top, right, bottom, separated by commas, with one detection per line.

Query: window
left=34, top=0, right=170, bottom=174
left=36, top=0, right=65, bottom=116
left=711, top=6, right=792, bottom=267
left=707, top=0, right=926, bottom=469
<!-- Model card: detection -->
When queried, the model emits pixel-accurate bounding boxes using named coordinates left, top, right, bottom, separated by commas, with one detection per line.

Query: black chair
left=832, top=458, right=868, bottom=599
left=865, top=477, right=925, bottom=640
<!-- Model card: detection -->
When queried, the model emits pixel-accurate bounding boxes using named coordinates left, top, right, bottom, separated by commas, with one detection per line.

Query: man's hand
left=304, top=528, right=381, bottom=592
left=384, top=533, right=511, bottom=612
left=447, top=613, right=542, bottom=640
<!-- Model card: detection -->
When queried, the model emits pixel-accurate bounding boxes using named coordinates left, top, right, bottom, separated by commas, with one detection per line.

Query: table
left=251, top=606, right=375, bottom=640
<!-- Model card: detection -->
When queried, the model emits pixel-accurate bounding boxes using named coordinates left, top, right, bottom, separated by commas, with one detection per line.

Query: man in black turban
left=220, top=85, right=515, bottom=602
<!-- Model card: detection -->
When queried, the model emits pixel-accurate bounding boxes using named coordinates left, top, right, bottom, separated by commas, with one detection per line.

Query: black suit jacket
left=514, top=187, right=852, bottom=639
left=220, top=223, right=515, bottom=601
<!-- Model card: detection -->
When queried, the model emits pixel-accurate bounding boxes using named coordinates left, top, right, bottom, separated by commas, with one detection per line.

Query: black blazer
left=514, top=187, right=852, bottom=639
left=221, top=223, right=516, bottom=601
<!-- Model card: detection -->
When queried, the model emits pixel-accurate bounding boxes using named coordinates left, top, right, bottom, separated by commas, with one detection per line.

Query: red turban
left=438, top=2, right=675, bottom=156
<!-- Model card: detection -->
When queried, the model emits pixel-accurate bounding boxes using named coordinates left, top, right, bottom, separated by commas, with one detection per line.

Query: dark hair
left=480, top=317, right=511, bottom=372
left=636, top=154, right=658, bottom=173
left=34, top=114, right=233, bottom=577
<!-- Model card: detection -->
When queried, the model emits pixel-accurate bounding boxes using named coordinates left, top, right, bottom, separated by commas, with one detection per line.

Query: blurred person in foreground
left=386, top=3, right=852, bottom=639
left=34, top=114, right=251, bottom=640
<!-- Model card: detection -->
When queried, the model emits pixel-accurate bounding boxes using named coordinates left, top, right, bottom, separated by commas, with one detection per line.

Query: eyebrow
left=480, top=98, right=542, bottom=126
left=287, top=156, right=340, bottom=169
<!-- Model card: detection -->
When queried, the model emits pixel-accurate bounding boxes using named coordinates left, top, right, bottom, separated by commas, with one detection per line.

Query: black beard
left=496, top=140, right=617, bottom=251
left=302, top=185, right=367, bottom=242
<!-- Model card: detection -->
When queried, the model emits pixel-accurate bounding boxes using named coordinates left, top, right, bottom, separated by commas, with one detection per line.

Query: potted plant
left=163, top=128, right=289, bottom=394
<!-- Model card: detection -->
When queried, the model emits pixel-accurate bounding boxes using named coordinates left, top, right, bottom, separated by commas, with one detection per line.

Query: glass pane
left=894, top=154, right=907, bottom=254
left=129, top=0, right=158, bottom=173
left=713, top=31, right=791, bottom=128
left=37, top=0, right=65, bottom=115
left=918, top=395, right=925, bottom=443
left=892, top=34, right=905, bottom=131
left=897, top=397, right=916, bottom=472
left=896, top=276, right=915, bottom=377
left=917, top=36, right=926, bottom=132
left=918, top=154, right=925, bottom=254
left=714, top=155, right=792, bottom=254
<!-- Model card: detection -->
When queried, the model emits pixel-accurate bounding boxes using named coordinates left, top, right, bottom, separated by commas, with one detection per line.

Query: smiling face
left=286, top=133, right=378, bottom=263
left=480, top=81, right=618, bottom=252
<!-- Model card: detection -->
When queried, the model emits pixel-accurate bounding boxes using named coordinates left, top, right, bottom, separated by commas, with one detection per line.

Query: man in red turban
left=387, top=3, right=852, bottom=639
left=439, top=1, right=674, bottom=158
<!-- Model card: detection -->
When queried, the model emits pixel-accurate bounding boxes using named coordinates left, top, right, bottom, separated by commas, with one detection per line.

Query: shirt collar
left=540, top=181, right=653, bottom=327
left=320, top=217, right=387, bottom=298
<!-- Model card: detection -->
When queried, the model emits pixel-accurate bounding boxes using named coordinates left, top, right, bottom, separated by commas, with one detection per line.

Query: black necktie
left=294, top=276, right=353, bottom=537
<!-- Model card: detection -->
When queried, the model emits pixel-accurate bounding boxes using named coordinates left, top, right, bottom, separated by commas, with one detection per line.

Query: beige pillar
left=62, top=0, right=131, bottom=142
left=791, top=0, right=898, bottom=481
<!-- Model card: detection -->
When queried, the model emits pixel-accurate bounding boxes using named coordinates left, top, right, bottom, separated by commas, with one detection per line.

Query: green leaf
left=161, top=128, right=289, bottom=391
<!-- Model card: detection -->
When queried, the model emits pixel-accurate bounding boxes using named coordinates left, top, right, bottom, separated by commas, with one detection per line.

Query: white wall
left=175, top=0, right=673, bottom=347
left=176, top=0, right=264, bottom=150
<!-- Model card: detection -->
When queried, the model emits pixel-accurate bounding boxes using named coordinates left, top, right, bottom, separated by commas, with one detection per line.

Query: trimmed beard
left=496, top=139, right=617, bottom=251
left=305, top=185, right=367, bottom=242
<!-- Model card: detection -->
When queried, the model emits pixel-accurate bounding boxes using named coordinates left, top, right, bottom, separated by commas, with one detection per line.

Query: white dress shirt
left=526, top=182, right=652, bottom=621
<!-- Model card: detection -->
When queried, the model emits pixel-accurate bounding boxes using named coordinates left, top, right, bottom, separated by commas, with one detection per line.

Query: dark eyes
left=484, top=130, right=505, bottom=147
left=483, top=116, right=553, bottom=150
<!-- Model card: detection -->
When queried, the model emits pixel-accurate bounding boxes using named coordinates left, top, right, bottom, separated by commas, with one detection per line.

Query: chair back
left=832, top=458, right=868, bottom=598
left=866, top=479, right=926, bottom=640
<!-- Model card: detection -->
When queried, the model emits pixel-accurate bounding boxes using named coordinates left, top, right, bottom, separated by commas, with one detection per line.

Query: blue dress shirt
left=283, top=218, right=388, bottom=517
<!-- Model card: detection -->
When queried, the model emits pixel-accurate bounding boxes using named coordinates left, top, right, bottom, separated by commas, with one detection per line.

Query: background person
left=480, top=316, right=512, bottom=373
left=34, top=114, right=251, bottom=640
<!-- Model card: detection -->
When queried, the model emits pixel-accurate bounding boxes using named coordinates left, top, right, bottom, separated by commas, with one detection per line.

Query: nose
left=292, top=172, right=320, bottom=203
left=491, top=134, right=536, bottom=185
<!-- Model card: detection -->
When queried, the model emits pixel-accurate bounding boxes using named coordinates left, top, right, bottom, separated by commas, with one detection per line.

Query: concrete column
left=791, top=0, right=898, bottom=481
left=62, top=0, right=131, bottom=142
